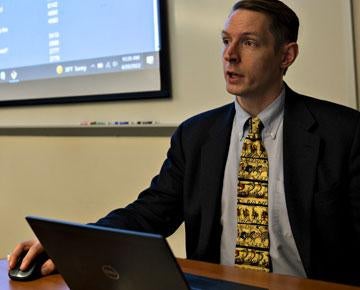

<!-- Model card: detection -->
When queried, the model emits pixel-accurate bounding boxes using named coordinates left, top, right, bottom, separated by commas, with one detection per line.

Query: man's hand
left=8, top=239, right=56, bottom=276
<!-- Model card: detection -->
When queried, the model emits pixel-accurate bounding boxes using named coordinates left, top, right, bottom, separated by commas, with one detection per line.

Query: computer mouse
left=8, top=251, right=49, bottom=281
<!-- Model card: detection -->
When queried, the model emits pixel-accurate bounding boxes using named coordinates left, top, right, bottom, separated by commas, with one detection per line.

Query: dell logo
left=101, top=265, right=120, bottom=280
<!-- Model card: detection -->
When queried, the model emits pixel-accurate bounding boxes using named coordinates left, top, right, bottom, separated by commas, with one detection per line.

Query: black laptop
left=26, top=216, right=266, bottom=290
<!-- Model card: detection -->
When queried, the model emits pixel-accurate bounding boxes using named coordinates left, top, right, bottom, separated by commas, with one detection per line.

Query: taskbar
left=0, top=52, right=159, bottom=84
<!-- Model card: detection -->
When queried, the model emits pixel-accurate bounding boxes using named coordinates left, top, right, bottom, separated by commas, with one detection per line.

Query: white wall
left=353, top=0, right=360, bottom=106
left=0, top=136, right=186, bottom=258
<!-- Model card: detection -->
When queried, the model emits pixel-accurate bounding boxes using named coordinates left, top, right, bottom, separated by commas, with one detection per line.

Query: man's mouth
left=227, top=71, right=243, bottom=81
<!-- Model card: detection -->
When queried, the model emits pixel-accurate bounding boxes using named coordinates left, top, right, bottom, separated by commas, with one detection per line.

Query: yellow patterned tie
left=235, top=116, right=271, bottom=272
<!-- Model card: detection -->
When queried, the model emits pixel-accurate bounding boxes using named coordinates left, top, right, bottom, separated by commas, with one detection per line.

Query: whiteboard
left=0, top=0, right=356, bottom=127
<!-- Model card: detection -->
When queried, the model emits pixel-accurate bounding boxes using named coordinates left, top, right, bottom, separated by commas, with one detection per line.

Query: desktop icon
left=56, top=65, right=64, bottom=75
left=146, top=55, right=155, bottom=65
left=0, top=71, right=5, bottom=81
left=10, top=70, right=18, bottom=80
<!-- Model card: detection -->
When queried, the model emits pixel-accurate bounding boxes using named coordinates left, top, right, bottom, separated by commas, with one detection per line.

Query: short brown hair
left=232, top=0, right=299, bottom=50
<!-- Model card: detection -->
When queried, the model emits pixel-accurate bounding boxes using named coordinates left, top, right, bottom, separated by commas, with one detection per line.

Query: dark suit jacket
left=96, top=86, right=360, bottom=286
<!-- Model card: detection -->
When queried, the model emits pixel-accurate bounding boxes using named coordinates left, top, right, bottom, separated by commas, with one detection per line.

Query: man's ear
left=281, top=42, right=299, bottom=70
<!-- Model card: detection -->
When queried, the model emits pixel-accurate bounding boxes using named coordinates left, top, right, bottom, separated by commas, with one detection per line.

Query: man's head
left=222, top=0, right=299, bottom=109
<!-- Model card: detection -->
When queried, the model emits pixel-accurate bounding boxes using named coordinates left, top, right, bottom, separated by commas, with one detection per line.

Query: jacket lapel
left=283, top=87, right=320, bottom=275
left=198, top=104, right=235, bottom=261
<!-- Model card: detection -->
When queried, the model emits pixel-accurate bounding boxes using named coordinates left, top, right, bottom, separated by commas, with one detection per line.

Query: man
left=9, top=0, right=360, bottom=286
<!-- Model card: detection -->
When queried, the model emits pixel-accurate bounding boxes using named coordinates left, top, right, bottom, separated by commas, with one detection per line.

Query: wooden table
left=1, top=258, right=359, bottom=290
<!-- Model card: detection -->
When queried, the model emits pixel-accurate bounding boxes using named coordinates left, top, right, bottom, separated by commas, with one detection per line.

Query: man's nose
left=224, top=44, right=240, bottom=63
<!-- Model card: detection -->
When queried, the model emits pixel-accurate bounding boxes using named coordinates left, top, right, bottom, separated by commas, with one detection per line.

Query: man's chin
left=225, top=85, right=249, bottom=97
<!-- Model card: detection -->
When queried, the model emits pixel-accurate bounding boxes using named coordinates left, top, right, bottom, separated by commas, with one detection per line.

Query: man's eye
left=243, top=40, right=257, bottom=47
left=222, top=38, right=229, bottom=45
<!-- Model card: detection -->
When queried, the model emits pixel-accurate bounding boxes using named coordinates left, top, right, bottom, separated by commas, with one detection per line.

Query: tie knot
left=249, top=117, right=262, bottom=135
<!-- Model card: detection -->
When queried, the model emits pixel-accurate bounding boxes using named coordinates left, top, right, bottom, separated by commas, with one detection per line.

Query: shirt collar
left=234, top=87, right=285, bottom=140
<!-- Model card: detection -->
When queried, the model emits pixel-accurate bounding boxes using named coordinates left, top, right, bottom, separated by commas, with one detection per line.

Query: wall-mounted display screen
left=0, top=0, right=170, bottom=105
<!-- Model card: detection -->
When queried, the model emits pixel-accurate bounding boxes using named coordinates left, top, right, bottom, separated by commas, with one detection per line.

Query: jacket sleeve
left=93, top=124, right=186, bottom=237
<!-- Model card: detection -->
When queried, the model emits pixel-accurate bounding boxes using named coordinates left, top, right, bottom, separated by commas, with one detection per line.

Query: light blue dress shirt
left=220, top=88, right=307, bottom=277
